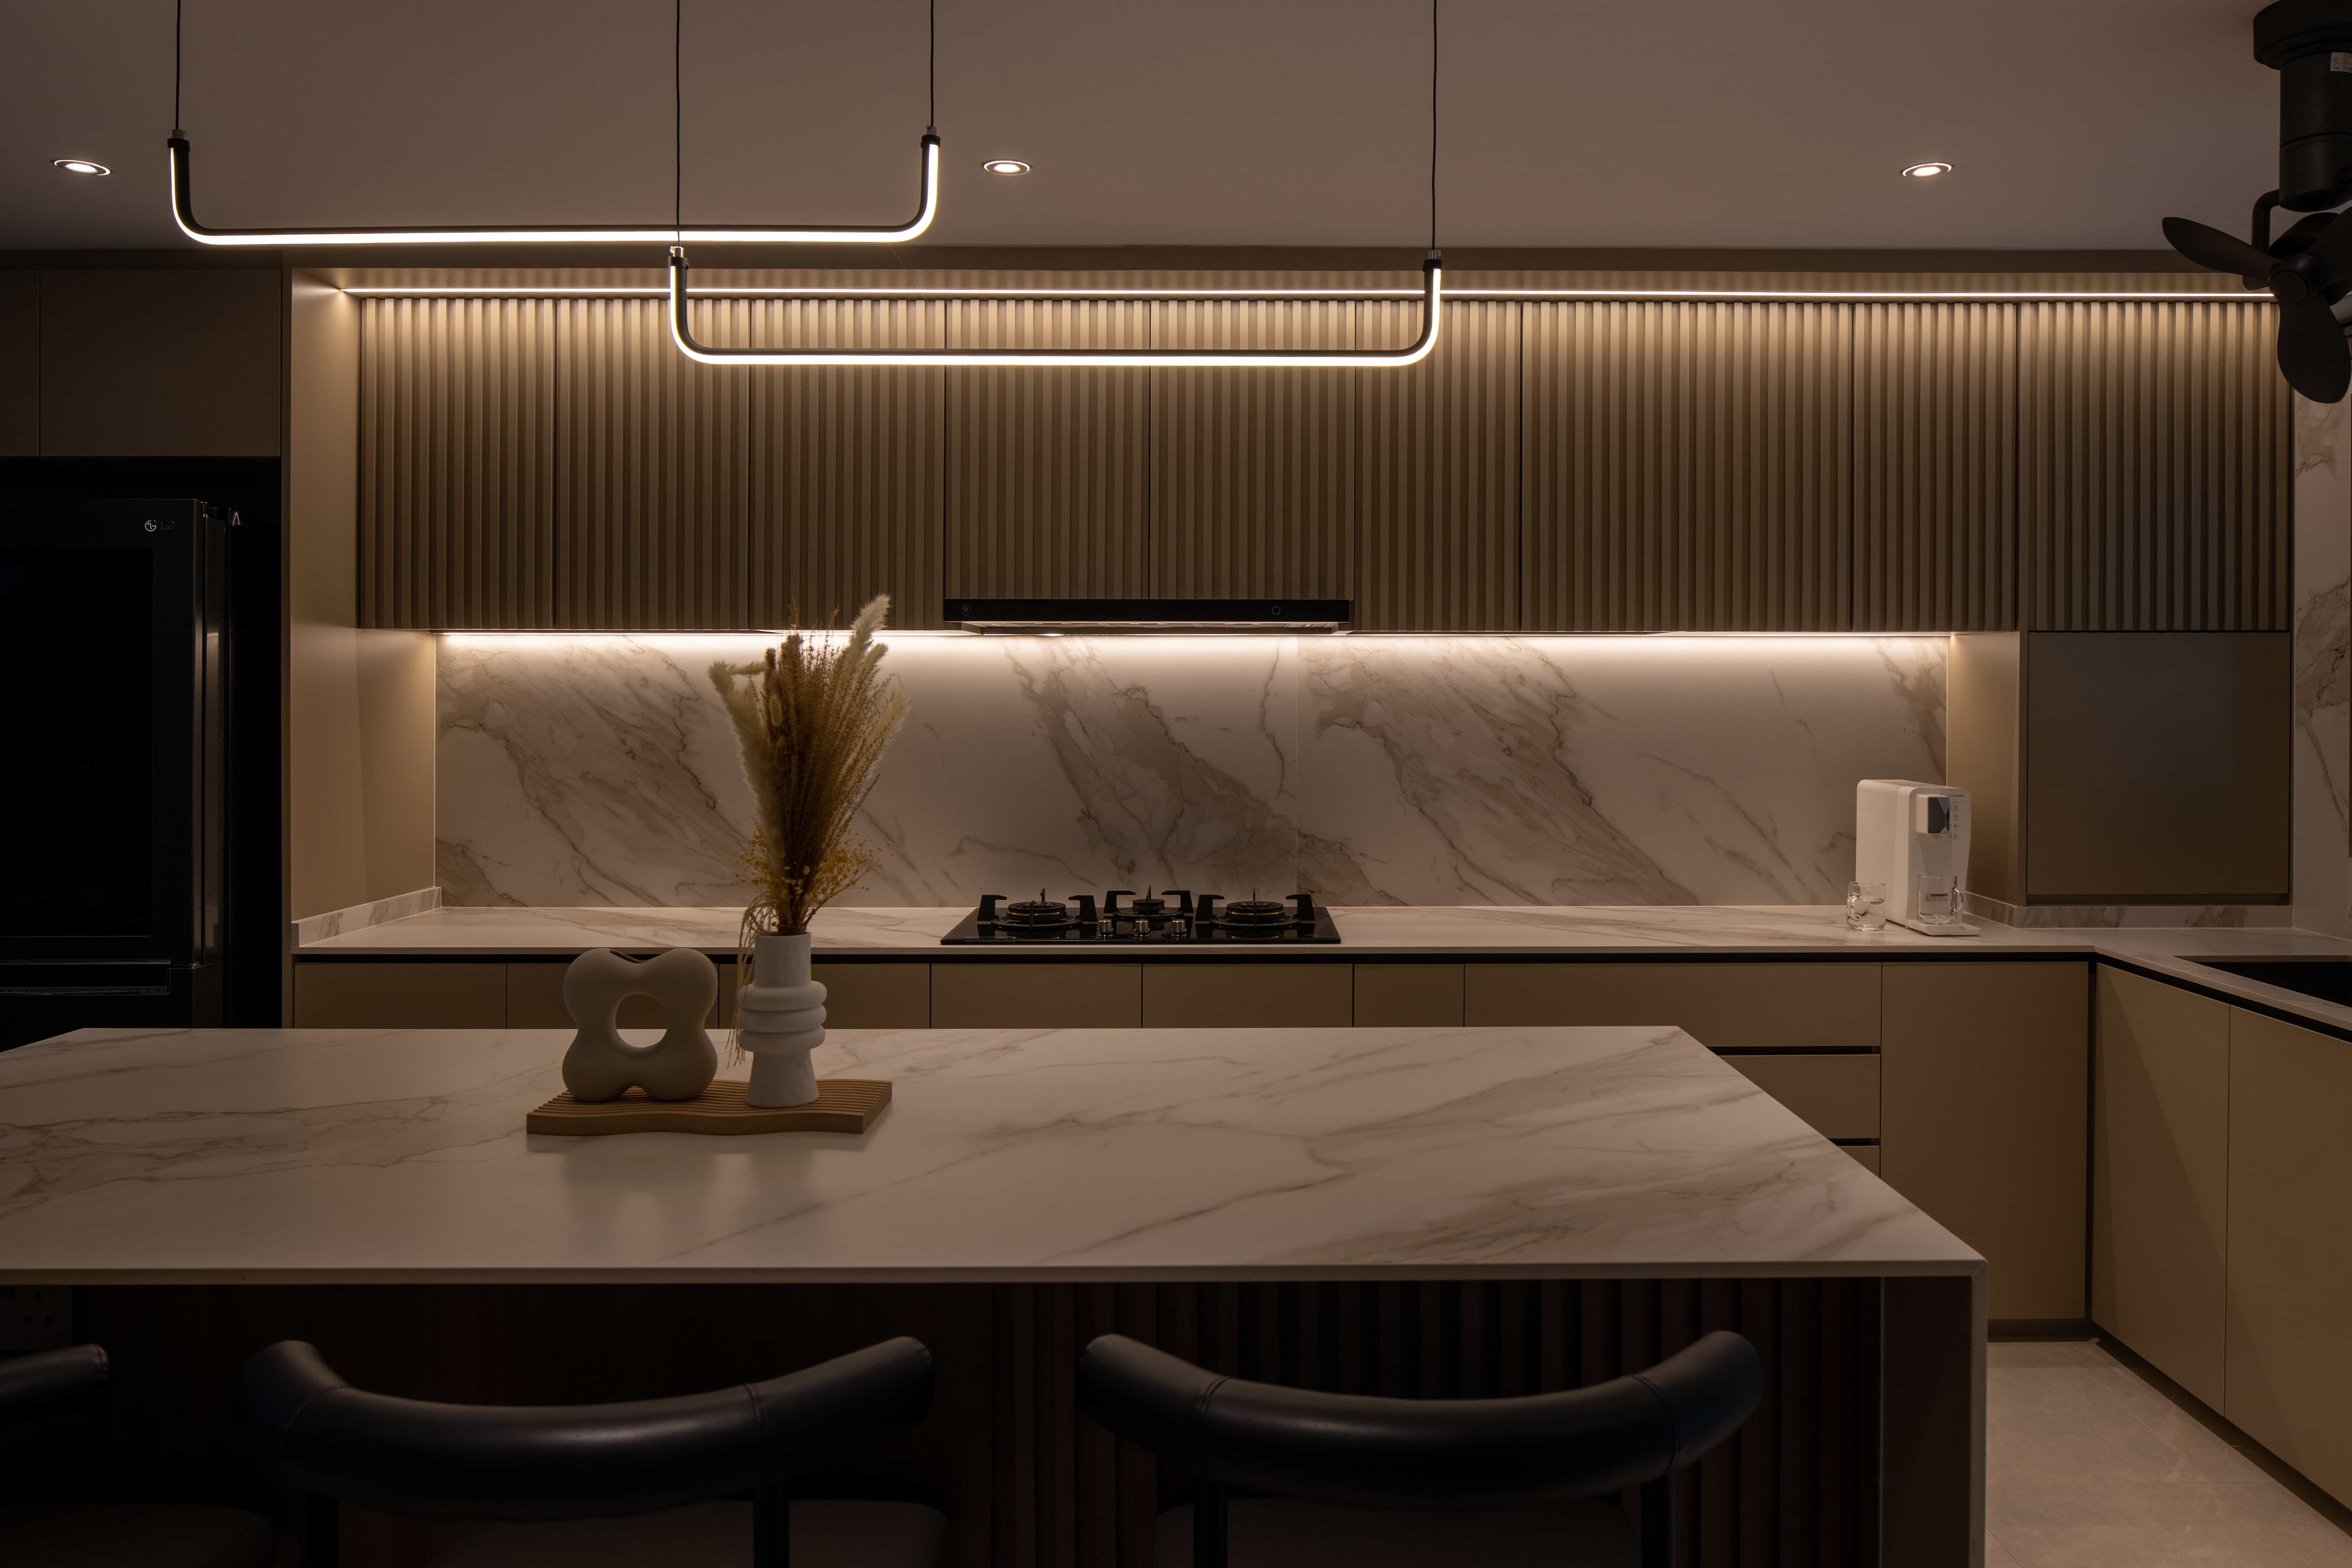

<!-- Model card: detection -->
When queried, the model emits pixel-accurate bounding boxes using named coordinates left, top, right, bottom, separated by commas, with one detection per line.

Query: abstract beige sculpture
left=558, top=948, right=719, bottom=1102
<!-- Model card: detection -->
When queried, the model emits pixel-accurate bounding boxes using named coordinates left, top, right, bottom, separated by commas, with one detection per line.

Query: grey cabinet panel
left=1729, top=1054, right=1880, bottom=1141
left=1354, top=965, right=1465, bottom=1027
left=2023, top=633, right=2289, bottom=903
left=2092, top=968, right=2228, bottom=1407
left=814, top=962, right=931, bottom=1029
left=1464, top=962, right=1880, bottom=1049
left=41, top=270, right=280, bottom=456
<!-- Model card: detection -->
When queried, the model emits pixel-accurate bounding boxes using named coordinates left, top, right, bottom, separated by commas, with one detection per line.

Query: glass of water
left=1845, top=880, right=1887, bottom=932
left=1916, top=873, right=1960, bottom=926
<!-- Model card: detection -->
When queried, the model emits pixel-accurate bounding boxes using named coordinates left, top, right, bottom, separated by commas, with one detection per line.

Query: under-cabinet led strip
left=341, top=282, right=2267, bottom=302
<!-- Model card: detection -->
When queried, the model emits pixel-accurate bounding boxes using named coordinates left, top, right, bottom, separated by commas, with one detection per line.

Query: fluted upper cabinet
left=355, top=292, right=2288, bottom=632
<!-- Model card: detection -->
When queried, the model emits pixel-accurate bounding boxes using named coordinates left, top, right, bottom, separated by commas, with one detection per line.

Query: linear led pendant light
left=165, top=0, right=939, bottom=246
left=666, top=1, right=1448, bottom=367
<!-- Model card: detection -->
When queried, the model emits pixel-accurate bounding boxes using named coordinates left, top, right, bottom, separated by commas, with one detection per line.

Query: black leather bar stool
left=240, top=1336, right=941, bottom=1568
left=1077, top=1329, right=1764, bottom=1568
left=0, top=1344, right=275, bottom=1568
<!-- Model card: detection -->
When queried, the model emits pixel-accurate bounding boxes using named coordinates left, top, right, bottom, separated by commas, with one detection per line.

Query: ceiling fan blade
left=2278, top=296, right=2352, bottom=402
left=2309, top=210, right=2352, bottom=274
left=2163, top=215, right=2275, bottom=278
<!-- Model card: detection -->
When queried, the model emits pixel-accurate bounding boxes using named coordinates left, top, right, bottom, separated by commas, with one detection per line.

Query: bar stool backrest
left=240, top=1336, right=933, bottom=1567
left=1076, top=1328, right=1762, bottom=1567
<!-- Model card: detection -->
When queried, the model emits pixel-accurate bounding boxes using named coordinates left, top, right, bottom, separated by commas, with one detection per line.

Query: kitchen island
left=0, top=1020, right=1981, bottom=1566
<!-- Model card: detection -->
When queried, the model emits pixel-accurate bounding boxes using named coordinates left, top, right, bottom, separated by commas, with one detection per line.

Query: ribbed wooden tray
left=526, top=1079, right=890, bottom=1136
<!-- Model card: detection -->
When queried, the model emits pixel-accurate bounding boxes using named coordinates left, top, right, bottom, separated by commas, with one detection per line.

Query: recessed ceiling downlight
left=53, top=158, right=111, bottom=176
left=1900, top=161, right=1953, bottom=179
left=982, top=159, right=1030, bottom=175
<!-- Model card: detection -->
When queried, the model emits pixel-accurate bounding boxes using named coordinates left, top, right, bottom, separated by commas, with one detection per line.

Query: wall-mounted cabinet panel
left=1852, top=305, right=2017, bottom=631
left=41, top=270, right=281, bottom=457
left=943, top=301, right=1148, bottom=599
left=741, top=300, right=945, bottom=629
left=360, top=298, right=559, bottom=627
left=0, top=273, right=36, bottom=455
left=552, top=299, right=753, bottom=629
left=1148, top=302, right=1357, bottom=599
left=1357, top=301, right=1518, bottom=630
left=2020, top=302, right=2287, bottom=630
left=1522, top=302, right=1850, bottom=630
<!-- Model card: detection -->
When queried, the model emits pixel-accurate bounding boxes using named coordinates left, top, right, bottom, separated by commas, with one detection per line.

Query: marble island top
left=295, top=904, right=2352, bottom=1035
left=0, top=1023, right=1977, bottom=1285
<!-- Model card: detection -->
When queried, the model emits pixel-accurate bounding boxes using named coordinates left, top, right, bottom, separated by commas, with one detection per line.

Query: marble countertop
left=295, top=904, right=2352, bottom=1036
left=0, top=1023, right=1977, bottom=1285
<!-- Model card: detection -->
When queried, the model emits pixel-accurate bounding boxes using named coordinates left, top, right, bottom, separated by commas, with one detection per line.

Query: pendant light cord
left=1429, top=0, right=1438, bottom=252
left=172, top=0, right=183, bottom=133
left=674, top=0, right=683, bottom=236
left=928, top=0, right=937, bottom=133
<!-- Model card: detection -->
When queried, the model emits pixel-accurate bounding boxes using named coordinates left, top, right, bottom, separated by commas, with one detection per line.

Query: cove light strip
left=168, top=133, right=940, bottom=247
left=343, top=281, right=2264, bottom=303
left=664, top=247, right=1447, bottom=366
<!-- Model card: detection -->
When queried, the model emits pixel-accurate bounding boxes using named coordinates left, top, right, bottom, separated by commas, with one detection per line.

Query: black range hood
left=944, top=598, right=1351, bottom=632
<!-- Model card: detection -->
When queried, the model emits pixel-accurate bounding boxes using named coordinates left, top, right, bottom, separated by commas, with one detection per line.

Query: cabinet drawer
left=294, top=962, right=507, bottom=1028
left=1141, top=965, right=1351, bottom=1027
left=1727, top=1054, right=1879, bottom=1140
left=814, top=963, right=930, bottom=1028
left=1354, top=965, right=1465, bottom=1026
left=930, top=964, right=1141, bottom=1028
left=1464, top=962, right=1880, bottom=1049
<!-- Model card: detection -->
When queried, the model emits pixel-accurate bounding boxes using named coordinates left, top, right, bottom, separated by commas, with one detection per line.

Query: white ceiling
left=0, top=0, right=2282, bottom=253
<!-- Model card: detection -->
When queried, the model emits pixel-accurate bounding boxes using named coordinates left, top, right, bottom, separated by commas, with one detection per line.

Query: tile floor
left=1988, top=1340, right=2352, bottom=1566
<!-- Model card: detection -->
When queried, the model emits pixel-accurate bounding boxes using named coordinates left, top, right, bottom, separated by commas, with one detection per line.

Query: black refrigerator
left=0, top=498, right=256, bottom=1048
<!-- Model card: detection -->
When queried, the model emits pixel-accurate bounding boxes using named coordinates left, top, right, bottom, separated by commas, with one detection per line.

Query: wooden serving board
left=526, top=1079, right=890, bottom=1136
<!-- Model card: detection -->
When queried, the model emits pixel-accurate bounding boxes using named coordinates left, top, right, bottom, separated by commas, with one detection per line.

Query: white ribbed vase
left=737, top=932, right=827, bottom=1107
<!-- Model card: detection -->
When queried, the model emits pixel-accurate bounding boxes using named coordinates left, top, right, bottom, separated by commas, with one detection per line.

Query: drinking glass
left=1844, top=881, right=1887, bottom=932
left=1916, top=873, right=1960, bottom=926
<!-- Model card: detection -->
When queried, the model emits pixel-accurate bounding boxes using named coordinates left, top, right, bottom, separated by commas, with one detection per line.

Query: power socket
left=0, top=1286, right=72, bottom=1355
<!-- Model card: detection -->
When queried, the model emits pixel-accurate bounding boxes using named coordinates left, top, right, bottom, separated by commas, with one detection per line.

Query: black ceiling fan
left=2164, top=0, right=2352, bottom=402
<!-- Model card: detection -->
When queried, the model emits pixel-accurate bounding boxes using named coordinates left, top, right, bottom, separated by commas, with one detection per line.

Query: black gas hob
left=940, top=890, right=1340, bottom=944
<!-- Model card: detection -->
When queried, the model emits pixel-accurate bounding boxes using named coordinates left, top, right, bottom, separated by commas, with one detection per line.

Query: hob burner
left=942, top=888, right=1340, bottom=944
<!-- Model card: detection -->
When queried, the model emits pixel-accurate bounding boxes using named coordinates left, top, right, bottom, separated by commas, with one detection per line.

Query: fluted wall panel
left=1357, top=301, right=1520, bottom=630
left=1853, top=305, right=2019, bottom=631
left=358, top=292, right=2287, bottom=633
left=359, top=298, right=558, bottom=626
left=2021, top=302, right=2289, bottom=630
left=943, top=301, right=1151, bottom=598
left=1147, top=302, right=1360, bottom=598
left=1523, top=303, right=1852, bottom=631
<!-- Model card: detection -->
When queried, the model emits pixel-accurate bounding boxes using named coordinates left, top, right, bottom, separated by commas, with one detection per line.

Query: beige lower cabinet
left=1141, top=965, right=1352, bottom=1027
left=813, top=963, right=931, bottom=1028
left=2091, top=968, right=2230, bottom=1407
left=1463, top=962, right=1881, bottom=1048
left=1880, top=961, right=2089, bottom=1321
left=505, top=961, right=738, bottom=1028
left=2225, top=1008, right=2352, bottom=1507
left=294, top=962, right=507, bottom=1028
left=1725, top=1053, right=1879, bottom=1141
left=1354, top=964, right=1465, bottom=1026
left=930, top=963, right=1142, bottom=1028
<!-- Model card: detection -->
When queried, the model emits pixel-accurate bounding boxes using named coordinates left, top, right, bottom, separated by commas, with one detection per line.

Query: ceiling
left=0, top=0, right=2284, bottom=254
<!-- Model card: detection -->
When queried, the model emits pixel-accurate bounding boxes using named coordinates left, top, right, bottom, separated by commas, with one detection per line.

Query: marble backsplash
left=438, top=632, right=1945, bottom=909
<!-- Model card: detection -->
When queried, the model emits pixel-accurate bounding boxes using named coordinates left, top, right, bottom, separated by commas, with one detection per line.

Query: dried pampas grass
left=709, top=595, right=910, bottom=950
